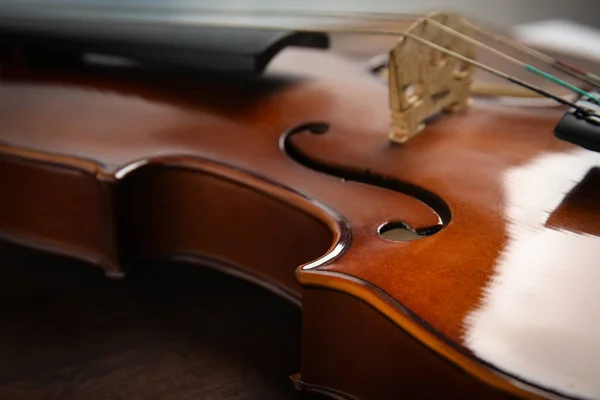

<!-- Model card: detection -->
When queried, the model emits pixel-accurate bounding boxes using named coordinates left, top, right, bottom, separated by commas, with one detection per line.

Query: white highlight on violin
left=464, top=148, right=600, bottom=400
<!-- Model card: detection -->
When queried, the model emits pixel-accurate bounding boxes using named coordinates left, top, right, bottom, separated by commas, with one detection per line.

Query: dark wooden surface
left=0, top=239, right=325, bottom=400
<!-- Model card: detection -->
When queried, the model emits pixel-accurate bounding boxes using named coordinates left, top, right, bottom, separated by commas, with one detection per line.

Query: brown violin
left=1, top=3, right=599, bottom=400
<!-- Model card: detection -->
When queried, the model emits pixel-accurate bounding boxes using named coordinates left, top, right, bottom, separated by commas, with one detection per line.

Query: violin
left=1, top=3, right=599, bottom=400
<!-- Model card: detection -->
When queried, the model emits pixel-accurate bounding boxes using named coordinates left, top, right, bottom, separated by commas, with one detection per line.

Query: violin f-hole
left=280, top=122, right=451, bottom=232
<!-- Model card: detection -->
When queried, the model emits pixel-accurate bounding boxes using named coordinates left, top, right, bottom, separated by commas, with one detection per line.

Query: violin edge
left=292, top=278, right=573, bottom=400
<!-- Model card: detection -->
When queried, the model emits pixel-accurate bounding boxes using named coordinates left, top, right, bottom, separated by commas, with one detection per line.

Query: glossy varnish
left=0, top=44, right=599, bottom=400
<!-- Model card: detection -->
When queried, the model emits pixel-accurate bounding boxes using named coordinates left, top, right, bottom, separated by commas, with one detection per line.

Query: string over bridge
left=388, top=12, right=475, bottom=143
left=386, top=12, right=600, bottom=144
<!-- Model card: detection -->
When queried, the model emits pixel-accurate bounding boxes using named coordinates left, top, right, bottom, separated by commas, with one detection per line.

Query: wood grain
left=0, top=37, right=598, bottom=400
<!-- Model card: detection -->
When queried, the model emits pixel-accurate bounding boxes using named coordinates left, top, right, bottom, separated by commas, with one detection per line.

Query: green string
left=526, top=65, right=600, bottom=104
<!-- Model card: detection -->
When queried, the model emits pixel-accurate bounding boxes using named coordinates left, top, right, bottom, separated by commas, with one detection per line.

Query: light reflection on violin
left=465, top=148, right=600, bottom=399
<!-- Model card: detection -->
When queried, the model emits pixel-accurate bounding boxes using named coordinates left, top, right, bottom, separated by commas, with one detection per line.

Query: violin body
left=1, top=16, right=599, bottom=400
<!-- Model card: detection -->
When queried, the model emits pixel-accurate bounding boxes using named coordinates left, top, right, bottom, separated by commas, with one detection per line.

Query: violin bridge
left=388, top=12, right=475, bottom=143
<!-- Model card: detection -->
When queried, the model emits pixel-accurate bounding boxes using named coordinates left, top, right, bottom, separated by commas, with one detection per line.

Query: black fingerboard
left=0, top=3, right=329, bottom=75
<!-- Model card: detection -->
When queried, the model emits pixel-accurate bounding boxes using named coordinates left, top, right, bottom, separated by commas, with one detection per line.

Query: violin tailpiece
left=554, top=89, right=600, bottom=152
left=388, top=12, right=475, bottom=143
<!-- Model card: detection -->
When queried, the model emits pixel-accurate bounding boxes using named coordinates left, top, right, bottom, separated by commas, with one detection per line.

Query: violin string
left=460, top=19, right=600, bottom=86
left=141, top=6, right=600, bottom=89
left=402, top=33, right=597, bottom=116
left=425, top=19, right=532, bottom=66
left=169, top=15, right=589, bottom=106
left=10, top=2, right=600, bottom=90
left=7, top=1, right=600, bottom=88
left=3, top=2, right=419, bottom=31
left=7, top=2, right=422, bottom=21
left=71, top=5, right=423, bottom=21
left=5, top=3, right=598, bottom=109
left=178, top=7, right=600, bottom=92
left=423, top=18, right=600, bottom=104
left=66, top=8, right=598, bottom=108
